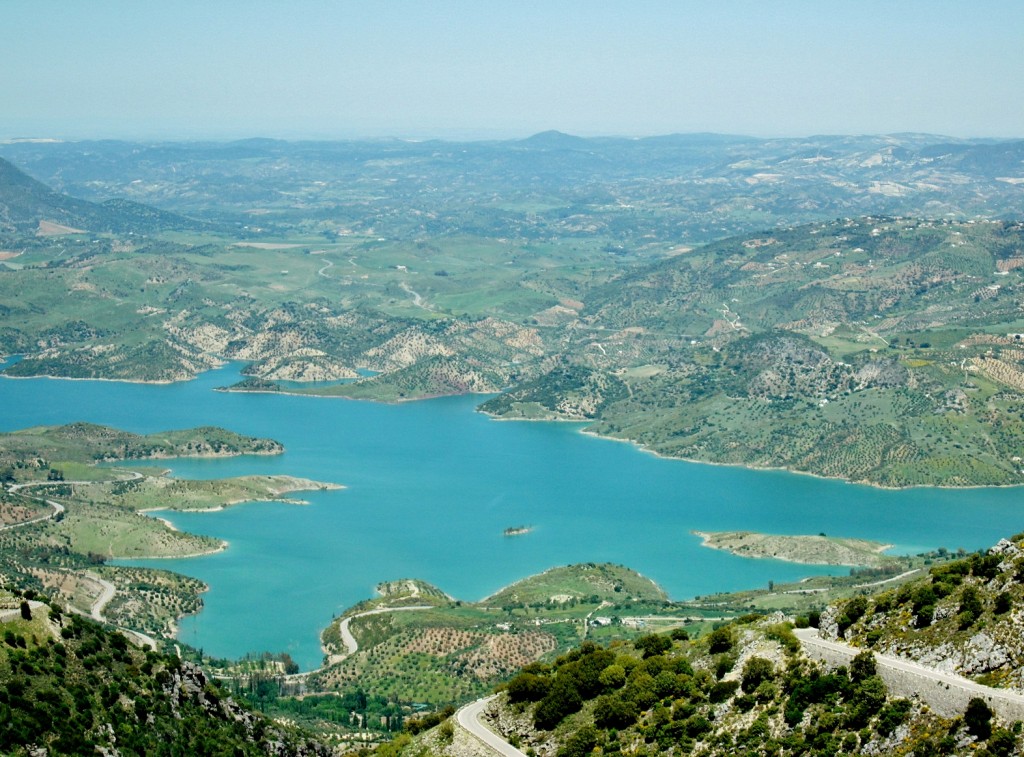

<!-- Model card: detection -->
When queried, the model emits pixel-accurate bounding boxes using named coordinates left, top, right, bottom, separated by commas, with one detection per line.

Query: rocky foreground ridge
left=395, top=536, right=1024, bottom=757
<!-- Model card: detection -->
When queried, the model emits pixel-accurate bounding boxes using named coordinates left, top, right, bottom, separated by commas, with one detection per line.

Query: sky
left=3, top=0, right=1023, bottom=141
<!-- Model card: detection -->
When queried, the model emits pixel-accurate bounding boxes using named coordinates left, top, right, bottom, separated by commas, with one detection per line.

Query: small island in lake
left=503, top=525, right=533, bottom=537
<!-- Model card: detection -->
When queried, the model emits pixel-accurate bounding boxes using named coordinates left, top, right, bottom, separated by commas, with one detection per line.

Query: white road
left=0, top=499, right=64, bottom=530
left=86, top=571, right=117, bottom=622
left=456, top=695, right=527, bottom=757
left=282, top=604, right=435, bottom=682
left=332, top=605, right=433, bottom=662
left=317, top=257, right=335, bottom=278
left=795, top=627, right=1024, bottom=719
left=399, top=281, right=427, bottom=309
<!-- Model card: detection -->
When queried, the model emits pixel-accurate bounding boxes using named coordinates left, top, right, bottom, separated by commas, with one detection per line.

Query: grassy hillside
left=0, top=423, right=283, bottom=480
left=484, top=218, right=1024, bottom=486
left=0, top=423, right=331, bottom=639
left=310, top=565, right=676, bottom=709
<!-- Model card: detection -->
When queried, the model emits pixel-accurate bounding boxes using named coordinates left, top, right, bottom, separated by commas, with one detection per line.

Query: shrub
left=875, top=699, right=912, bottom=737
left=986, top=728, right=1019, bottom=757
left=634, top=634, right=672, bottom=659
left=709, top=680, right=739, bottom=703
left=849, top=651, right=876, bottom=682
left=714, top=656, right=735, bottom=680
left=765, top=623, right=800, bottom=655
left=598, top=664, right=626, bottom=690
left=707, top=626, right=734, bottom=654
left=845, top=675, right=886, bottom=728
left=557, top=725, right=598, bottom=757
left=593, top=694, right=638, bottom=729
left=534, top=677, right=582, bottom=730
left=970, top=554, right=1001, bottom=581
left=623, top=672, right=658, bottom=710
left=837, top=596, right=868, bottom=635
left=740, top=657, right=775, bottom=693
left=507, top=672, right=550, bottom=703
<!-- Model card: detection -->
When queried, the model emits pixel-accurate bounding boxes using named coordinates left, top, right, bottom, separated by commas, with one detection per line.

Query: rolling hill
left=0, top=156, right=205, bottom=235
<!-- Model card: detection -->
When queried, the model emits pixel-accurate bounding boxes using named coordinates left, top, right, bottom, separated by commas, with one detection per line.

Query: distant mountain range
left=2, top=132, right=1023, bottom=241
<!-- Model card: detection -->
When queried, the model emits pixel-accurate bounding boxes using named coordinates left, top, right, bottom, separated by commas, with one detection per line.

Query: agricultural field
left=310, top=564, right=685, bottom=707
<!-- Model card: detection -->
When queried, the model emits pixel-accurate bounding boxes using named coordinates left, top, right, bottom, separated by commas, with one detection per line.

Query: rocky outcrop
left=161, top=662, right=333, bottom=756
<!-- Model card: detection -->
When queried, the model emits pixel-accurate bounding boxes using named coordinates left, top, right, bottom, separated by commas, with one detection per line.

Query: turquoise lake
left=2, top=364, right=1023, bottom=670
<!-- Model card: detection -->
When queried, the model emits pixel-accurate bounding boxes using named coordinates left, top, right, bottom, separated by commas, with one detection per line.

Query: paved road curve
left=456, top=695, right=527, bottom=757
left=795, top=627, right=1024, bottom=720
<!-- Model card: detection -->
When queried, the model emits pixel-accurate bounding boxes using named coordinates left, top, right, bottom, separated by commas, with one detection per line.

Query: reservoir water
left=2, top=364, right=1022, bottom=670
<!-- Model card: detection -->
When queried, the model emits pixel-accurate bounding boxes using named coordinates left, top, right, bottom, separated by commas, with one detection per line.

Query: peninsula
left=694, top=530, right=896, bottom=567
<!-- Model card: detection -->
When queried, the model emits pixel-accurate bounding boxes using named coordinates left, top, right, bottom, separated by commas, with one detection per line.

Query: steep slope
left=0, top=594, right=329, bottom=755
left=0, top=156, right=204, bottom=234
left=824, top=535, right=1024, bottom=690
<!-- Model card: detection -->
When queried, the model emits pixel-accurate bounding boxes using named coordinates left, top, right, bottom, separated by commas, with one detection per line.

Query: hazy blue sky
left=3, top=1, right=1022, bottom=140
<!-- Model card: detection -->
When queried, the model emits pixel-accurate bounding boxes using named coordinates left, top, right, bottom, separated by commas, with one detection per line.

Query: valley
left=2, top=133, right=1024, bottom=754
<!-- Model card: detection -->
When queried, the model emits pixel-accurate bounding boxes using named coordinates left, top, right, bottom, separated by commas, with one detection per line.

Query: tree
left=849, top=650, right=876, bottom=682
left=593, top=694, right=638, bottom=729
left=557, top=725, right=598, bottom=757
left=959, top=586, right=984, bottom=628
left=20, top=601, right=31, bottom=621
left=534, top=677, right=582, bottom=730
left=634, top=633, right=672, bottom=658
left=598, top=664, right=626, bottom=690
left=507, top=672, right=550, bottom=703
left=964, top=697, right=993, bottom=740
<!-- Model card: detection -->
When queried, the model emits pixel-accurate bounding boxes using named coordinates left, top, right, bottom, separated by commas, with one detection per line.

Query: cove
left=2, top=364, right=1023, bottom=671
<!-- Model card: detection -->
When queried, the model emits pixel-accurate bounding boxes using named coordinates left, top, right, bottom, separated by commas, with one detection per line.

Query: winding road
left=2, top=477, right=158, bottom=648
left=0, top=498, right=64, bottom=530
left=86, top=571, right=116, bottom=622
left=456, top=695, right=527, bottom=757
left=2, top=479, right=83, bottom=530
left=329, top=605, right=433, bottom=664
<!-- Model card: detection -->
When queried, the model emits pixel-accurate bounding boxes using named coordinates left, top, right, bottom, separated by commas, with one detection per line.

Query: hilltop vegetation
left=310, top=564, right=676, bottom=709
left=484, top=218, right=1024, bottom=486
left=0, top=592, right=328, bottom=755
left=0, top=156, right=205, bottom=235
left=0, top=423, right=282, bottom=478
left=4, top=133, right=1024, bottom=244
left=2, top=138, right=1024, bottom=485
